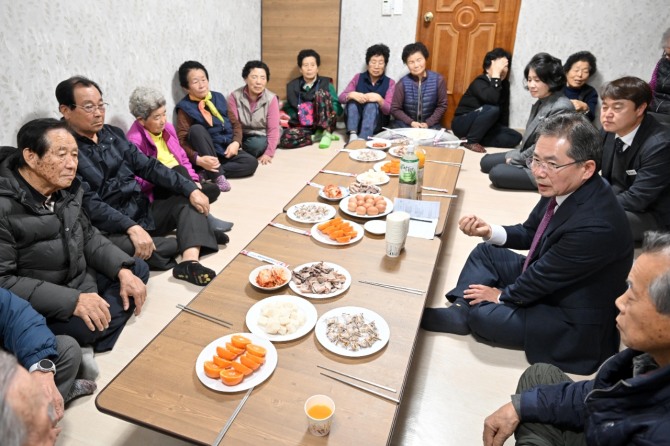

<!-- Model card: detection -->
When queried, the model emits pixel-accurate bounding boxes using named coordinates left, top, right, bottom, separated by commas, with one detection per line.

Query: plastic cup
left=304, top=395, right=335, bottom=436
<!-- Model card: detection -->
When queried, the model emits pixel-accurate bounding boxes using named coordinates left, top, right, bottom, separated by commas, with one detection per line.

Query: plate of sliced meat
left=289, top=261, right=351, bottom=299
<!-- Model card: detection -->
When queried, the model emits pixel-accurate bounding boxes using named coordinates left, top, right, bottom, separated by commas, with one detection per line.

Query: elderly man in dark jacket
left=0, top=119, right=148, bottom=353
left=483, top=231, right=670, bottom=446
left=56, top=75, right=224, bottom=286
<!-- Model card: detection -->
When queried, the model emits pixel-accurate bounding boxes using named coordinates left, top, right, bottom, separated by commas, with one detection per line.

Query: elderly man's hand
left=127, top=225, right=155, bottom=260
left=31, top=370, right=64, bottom=423
left=118, top=268, right=147, bottom=315
left=189, top=189, right=210, bottom=216
left=74, top=293, right=111, bottom=331
left=483, top=402, right=520, bottom=446
left=458, top=215, right=492, bottom=239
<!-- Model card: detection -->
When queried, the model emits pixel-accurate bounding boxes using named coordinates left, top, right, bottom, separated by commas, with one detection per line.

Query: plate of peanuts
left=339, top=194, right=394, bottom=219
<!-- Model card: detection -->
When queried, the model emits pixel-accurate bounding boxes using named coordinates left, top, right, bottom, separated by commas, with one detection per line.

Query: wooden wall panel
left=262, top=0, right=341, bottom=100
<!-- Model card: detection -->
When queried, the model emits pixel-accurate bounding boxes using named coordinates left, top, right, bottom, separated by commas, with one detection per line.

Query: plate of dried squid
left=315, top=306, right=390, bottom=357
left=289, top=261, right=351, bottom=299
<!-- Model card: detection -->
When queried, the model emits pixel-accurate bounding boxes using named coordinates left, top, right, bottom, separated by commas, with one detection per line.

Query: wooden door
left=416, top=0, right=522, bottom=127
left=262, top=0, right=341, bottom=100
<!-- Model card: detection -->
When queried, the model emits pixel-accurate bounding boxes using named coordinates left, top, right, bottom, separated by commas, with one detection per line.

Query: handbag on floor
left=279, top=127, right=312, bottom=148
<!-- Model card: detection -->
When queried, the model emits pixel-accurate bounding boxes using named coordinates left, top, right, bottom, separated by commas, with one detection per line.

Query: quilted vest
left=401, top=70, right=440, bottom=122
left=176, top=91, right=234, bottom=156
left=230, top=87, right=276, bottom=137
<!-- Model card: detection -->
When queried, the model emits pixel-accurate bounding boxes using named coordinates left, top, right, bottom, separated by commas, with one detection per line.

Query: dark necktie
left=523, top=198, right=557, bottom=272
left=614, top=137, right=625, bottom=155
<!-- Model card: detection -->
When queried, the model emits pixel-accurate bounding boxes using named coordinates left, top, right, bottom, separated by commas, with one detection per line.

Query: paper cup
left=305, top=395, right=335, bottom=436
left=385, top=211, right=410, bottom=255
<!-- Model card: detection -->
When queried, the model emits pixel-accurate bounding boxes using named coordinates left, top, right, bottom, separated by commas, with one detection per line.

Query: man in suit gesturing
left=422, top=113, right=633, bottom=375
left=600, top=76, right=670, bottom=242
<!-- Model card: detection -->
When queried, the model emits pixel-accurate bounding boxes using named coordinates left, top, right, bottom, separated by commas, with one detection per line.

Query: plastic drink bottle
left=398, top=142, right=419, bottom=199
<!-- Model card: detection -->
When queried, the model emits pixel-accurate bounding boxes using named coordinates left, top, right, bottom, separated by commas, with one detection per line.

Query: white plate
left=195, top=333, right=278, bottom=392
left=338, top=195, right=394, bottom=219
left=364, top=220, right=386, bottom=235
left=373, top=160, right=399, bottom=176
left=388, top=128, right=441, bottom=142
left=315, top=306, right=390, bottom=358
left=289, top=262, right=352, bottom=299
left=249, top=265, right=291, bottom=291
left=388, top=146, right=407, bottom=158
left=349, top=149, right=386, bottom=162
left=356, top=171, right=390, bottom=186
left=287, top=202, right=336, bottom=224
left=310, top=219, right=364, bottom=246
left=245, top=295, right=318, bottom=342
left=318, top=186, right=349, bottom=202
left=366, top=139, right=391, bottom=150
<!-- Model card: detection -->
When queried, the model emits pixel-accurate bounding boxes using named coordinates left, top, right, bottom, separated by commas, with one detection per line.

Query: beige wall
left=0, top=0, right=668, bottom=143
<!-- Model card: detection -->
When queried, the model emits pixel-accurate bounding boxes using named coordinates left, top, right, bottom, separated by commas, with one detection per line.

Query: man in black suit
left=600, top=76, right=670, bottom=242
left=421, top=113, right=634, bottom=375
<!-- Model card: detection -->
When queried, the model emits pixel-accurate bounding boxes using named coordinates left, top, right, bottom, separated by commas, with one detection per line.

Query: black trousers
left=153, top=164, right=220, bottom=204
left=451, top=105, right=522, bottom=148
left=48, top=260, right=150, bottom=352
left=446, top=243, right=526, bottom=347
left=187, top=124, right=259, bottom=179
left=480, top=152, right=537, bottom=191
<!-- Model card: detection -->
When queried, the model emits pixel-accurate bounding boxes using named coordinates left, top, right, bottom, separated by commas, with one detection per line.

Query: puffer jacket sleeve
left=519, top=379, right=593, bottom=431
left=81, top=212, right=134, bottom=280
left=0, top=288, right=58, bottom=368
left=0, top=219, right=80, bottom=320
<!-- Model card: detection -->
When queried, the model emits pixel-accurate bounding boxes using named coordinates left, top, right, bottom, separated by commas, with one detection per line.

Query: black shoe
left=213, top=229, right=229, bottom=245
left=420, top=300, right=471, bottom=335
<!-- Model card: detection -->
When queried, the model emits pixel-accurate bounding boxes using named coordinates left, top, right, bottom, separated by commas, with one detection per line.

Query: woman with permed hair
left=649, top=27, right=670, bottom=125
left=390, top=41, right=447, bottom=129
left=338, top=43, right=396, bottom=141
left=563, top=50, right=599, bottom=121
left=228, top=60, right=281, bottom=165
left=480, top=52, right=575, bottom=191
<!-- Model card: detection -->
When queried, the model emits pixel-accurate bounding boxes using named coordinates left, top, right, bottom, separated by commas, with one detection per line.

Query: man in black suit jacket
left=600, top=76, right=670, bottom=242
left=422, top=113, right=633, bottom=375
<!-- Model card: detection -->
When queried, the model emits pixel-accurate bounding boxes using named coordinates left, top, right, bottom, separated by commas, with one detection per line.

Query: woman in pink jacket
left=127, top=87, right=232, bottom=232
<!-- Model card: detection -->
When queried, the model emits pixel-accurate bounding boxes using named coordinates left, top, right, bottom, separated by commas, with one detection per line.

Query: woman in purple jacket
left=127, top=87, right=232, bottom=232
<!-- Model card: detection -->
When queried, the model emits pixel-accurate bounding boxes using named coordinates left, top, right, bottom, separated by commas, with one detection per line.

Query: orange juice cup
left=304, top=395, right=335, bottom=436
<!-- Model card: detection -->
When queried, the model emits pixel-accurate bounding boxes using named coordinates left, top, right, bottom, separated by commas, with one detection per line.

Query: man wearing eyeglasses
left=56, top=76, right=223, bottom=286
left=600, top=76, right=670, bottom=242
left=422, top=113, right=633, bottom=375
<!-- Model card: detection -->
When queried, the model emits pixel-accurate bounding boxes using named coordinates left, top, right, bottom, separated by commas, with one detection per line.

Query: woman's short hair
left=128, top=87, right=166, bottom=120
left=242, top=60, right=270, bottom=80
left=401, top=42, right=429, bottom=64
left=297, top=49, right=320, bottom=67
left=600, top=76, right=652, bottom=109
left=178, top=61, right=208, bottom=89
left=524, top=52, right=566, bottom=93
left=366, top=44, right=390, bottom=65
left=482, top=48, right=512, bottom=72
left=563, top=51, right=597, bottom=77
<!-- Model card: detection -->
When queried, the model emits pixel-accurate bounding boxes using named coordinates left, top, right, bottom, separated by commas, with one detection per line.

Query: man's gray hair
left=0, top=351, right=25, bottom=446
left=661, top=27, right=670, bottom=48
left=642, top=231, right=670, bottom=315
left=536, top=112, right=602, bottom=171
left=128, top=86, right=166, bottom=120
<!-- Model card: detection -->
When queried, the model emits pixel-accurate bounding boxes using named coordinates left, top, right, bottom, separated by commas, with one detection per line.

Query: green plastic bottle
left=398, top=142, right=418, bottom=200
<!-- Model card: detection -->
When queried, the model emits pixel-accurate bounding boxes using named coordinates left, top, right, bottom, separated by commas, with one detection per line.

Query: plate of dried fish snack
left=289, top=261, right=352, bottom=299
left=315, top=306, right=390, bottom=357
left=245, top=295, right=318, bottom=342
left=287, top=202, right=336, bottom=224
left=349, top=149, right=386, bottom=162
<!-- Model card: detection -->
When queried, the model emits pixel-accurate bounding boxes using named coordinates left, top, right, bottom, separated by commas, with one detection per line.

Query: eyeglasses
left=526, top=157, right=585, bottom=173
left=73, top=103, right=108, bottom=114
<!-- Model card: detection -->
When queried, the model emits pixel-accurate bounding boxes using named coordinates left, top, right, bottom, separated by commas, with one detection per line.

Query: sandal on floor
left=173, top=261, right=216, bottom=286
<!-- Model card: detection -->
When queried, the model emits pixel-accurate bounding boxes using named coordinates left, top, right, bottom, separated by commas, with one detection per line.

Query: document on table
left=393, top=198, right=440, bottom=239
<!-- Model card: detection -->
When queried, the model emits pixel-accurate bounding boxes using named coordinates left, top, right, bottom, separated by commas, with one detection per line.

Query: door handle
left=424, top=11, right=434, bottom=23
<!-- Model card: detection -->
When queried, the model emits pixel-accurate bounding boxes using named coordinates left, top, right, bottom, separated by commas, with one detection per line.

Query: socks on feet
left=65, top=379, right=97, bottom=404
left=319, top=131, right=333, bottom=149
left=79, top=346, right=99, bottom=381
left=207, top=214, right=234, bottom=232
left=173, top=261, right=216, bottom=286
left=311, top=129, right=324, bottom=142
